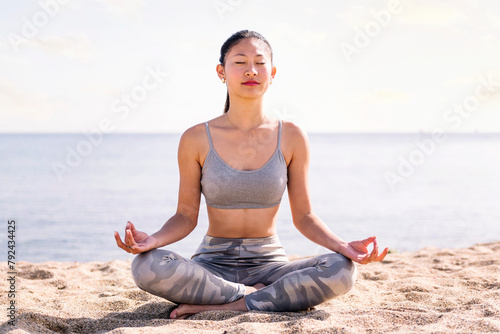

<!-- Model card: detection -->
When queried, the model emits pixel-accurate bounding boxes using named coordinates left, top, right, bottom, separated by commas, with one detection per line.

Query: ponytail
left=223, top=91, right=230, bottom=113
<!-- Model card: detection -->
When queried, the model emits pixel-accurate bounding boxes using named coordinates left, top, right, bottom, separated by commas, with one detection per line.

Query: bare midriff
left=205, top=205, right=280, bottom=238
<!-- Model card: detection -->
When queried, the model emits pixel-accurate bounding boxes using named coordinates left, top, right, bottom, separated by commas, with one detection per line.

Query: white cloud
left=398, top=2, right=466, bottom=25
left=301, top=31, right=329, bottom=47
left=445, top=70, right=500, bottom=87
left=336, top=5, right=373, bottom=28
left=96, top=0, right=145, bottom=19
left=0, top=78, right=64, bottom=123
left=363, top=89, right=410, bottom=104
left=486, top=12, right=500, bottom=28
left=29, top=33, right=94, bottom=63
left=0, top=51, right=37, bottom=72
left=0, top=39, right=8, bottom=51
left=82, top=84, right=122, bottom=98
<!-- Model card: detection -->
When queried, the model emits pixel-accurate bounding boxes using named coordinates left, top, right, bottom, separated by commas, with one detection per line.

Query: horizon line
left=1, top=131, right=499, bottom=135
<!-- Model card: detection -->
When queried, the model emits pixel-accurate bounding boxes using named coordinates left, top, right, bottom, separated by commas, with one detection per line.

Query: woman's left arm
left=284, top=122, right=388, bottom=264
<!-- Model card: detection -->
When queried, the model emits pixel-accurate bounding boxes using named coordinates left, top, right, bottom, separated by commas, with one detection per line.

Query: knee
left=131, top=249, right=185, bottom=292
left=340, top=255, right=357, bottom=294
left=131, top=250, right=157, bottom=290
left=321, top=253, right=357, bottom=296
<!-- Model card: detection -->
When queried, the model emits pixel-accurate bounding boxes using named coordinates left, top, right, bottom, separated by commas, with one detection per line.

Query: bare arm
left=115, top=125, right=204, bottom=254
left=285, top=122, right=388, bottom=264
left=150, top=125, right=203, bottom=246
left=285, top=123, right=346, bottom=252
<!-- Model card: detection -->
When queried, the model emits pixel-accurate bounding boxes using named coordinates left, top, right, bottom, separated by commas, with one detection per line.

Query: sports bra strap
left=204, top=122, right=214, bottom=149
left=277, top=120, right=282, bottom=147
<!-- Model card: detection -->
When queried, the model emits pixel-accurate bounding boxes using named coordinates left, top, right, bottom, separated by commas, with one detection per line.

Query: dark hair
left=219, top=30, right=273, bottom=113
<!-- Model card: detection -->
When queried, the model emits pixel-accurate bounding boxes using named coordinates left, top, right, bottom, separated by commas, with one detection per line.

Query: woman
left=114, top=30, right=388, bottom=319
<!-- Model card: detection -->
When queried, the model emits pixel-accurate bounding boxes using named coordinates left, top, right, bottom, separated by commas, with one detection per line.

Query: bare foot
left=170, top=283, right=266, bottom=320
left=170, top=297, right=248, bottom=320
left=245, top=283, right=266, bottom=294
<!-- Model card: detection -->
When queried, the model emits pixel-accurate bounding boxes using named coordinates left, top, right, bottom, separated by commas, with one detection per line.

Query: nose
left=245, top=65, right=258, bottom=77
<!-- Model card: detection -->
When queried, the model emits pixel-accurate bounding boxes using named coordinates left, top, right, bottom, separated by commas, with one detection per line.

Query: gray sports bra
left=201, top=120, right=288, bottom=209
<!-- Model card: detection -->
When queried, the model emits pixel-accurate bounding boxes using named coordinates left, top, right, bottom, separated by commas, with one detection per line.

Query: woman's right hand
left=114, top=221, right=159, bottom=254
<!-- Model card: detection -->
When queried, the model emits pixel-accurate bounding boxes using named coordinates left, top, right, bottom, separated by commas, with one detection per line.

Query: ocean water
left=1, top=133, right=499, bottom=263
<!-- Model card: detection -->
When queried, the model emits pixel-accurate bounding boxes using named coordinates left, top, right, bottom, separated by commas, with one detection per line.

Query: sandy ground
left=1, top=241, right=499, bottom=334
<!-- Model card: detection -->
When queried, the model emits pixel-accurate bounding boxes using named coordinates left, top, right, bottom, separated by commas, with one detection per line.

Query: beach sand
left=1, top=241, right=499, bottom=334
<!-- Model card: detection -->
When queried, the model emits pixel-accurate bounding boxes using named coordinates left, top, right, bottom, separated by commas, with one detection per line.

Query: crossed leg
left=131, top=249, right=247, bottom=305
left=132, top=249, right=357, bottom=319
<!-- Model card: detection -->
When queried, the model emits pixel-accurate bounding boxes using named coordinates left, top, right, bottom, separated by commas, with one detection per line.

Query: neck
left=226, top=96, right=265, bottom=130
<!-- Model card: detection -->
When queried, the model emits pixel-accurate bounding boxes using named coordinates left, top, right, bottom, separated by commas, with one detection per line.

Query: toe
left=170, top=308, right=179, bottom=319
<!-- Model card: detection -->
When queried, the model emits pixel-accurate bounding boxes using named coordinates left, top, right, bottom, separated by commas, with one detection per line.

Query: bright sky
left=1, top=0, right=499, bottom=133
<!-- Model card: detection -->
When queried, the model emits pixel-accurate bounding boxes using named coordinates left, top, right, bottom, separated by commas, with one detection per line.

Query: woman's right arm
left=114, top=125, right=205, bottom=254
left=150, top=125, right=203, bottom=247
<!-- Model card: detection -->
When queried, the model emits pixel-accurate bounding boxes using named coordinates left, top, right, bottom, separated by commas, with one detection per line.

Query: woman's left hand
left=341, top=236, right=388, bottom=264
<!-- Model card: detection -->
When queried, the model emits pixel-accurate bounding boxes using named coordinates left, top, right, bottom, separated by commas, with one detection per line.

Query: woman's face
left=218, top=38, right=276, bottom=100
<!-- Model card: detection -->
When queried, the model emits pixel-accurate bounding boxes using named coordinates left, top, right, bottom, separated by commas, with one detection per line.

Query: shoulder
left=181, top=115, right=226, bottom=141
left=178, top=122, right=209, bottom=163
left=280, top=120, right=309, bottom=162
left=179, top=123, right=206, bottom=147
left=180, top=122, right=206, bottom=141
left=281, top=120, right=309, bottom=148
left=180, top=115, right=227, bottom=145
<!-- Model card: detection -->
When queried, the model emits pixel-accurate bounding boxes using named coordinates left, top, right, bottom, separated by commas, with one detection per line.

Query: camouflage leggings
left=131, top=235, right=357, bottom=312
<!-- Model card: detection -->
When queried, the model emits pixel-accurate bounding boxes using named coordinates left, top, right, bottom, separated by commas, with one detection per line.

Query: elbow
left=179, top=213, right=198, bottom=231
left=176, top=212, right=198, bottom=231
left=292, top=212, right=313, bottom=231
left=292, top=216, right=303, bottom=230
left=176, top=203, right=199, bottom=230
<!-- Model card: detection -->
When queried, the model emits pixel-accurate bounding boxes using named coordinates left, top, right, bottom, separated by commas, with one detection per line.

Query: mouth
left=242, top=80, right=259, bottom=86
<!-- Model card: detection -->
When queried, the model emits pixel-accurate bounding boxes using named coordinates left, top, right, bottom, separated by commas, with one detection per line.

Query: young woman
left=114, top=30, right=388, bottom=319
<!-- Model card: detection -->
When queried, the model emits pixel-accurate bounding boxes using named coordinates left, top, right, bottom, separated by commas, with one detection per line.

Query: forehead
left=227, top=38, right=271, bottom=58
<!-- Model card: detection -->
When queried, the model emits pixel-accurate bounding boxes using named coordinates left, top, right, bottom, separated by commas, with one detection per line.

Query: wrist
left=152, top=236, right=160, bottom=249
left=149, top=234, right=163, bottom=249
left=331, top=239, right=348, bottom=254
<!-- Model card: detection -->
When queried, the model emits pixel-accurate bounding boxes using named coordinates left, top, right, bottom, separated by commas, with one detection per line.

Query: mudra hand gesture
left=114, top=221, right=158, bottom=255
left=342, top=236, right=388, bottom=264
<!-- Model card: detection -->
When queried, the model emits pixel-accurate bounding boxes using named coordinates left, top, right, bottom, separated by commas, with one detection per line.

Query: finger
left=375, top=247, right=389, bottom=262
left=372, top=237, right=379, bottom=252
left=127, top=221, right=136, bottom=234
left=123, top=230, right=139, bottom=253
left=365, top=237, right=381, bottom=262
left=125, top=229, right=134, bottom=246
left=114, top=231, right=132, bottom=253
left=126, top=229, right=139, bottom=249
left=356, top=254, right=368, bottom=264
left=114, top=231, right=124, bottom=247
left=368, top=239, right=379, bottom=262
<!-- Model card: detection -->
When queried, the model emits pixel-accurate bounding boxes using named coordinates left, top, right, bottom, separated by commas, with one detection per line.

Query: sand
left=1, top=241, right=499, bottom=334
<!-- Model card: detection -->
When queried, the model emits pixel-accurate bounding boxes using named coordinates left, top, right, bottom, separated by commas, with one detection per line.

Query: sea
left=1, top=132, right=499, bottom=263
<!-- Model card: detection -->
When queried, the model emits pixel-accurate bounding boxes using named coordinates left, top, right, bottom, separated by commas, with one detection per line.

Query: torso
left=197, top=116, right=292, bottom=238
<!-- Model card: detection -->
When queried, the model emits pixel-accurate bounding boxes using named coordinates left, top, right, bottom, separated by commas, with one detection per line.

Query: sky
left=0, top=0, right=499, bottom=133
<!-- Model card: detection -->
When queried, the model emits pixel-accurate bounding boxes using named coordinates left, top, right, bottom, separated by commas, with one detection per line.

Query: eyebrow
left=233, top=53, right=264, bottom=57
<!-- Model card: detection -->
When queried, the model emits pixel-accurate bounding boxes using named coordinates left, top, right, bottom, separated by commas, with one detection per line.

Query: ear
left=271, top=66, right=277, bottom=79
left=216, top=64, right=225, bottom=80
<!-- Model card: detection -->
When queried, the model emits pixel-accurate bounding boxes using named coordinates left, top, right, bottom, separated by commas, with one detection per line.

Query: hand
left=114, top=221, right=158, bottom=255
left=341, top=236, right=388, bottom=264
